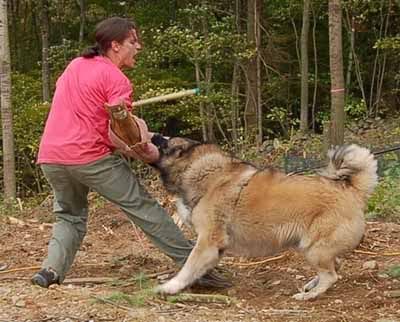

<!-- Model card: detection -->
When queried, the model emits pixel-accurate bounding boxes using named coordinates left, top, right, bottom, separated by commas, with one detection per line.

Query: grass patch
left=96, top=288, right=156, bottom=308
left=98, top=272, right=156, bottom=307
left=387, top=264, right=400, bottom=279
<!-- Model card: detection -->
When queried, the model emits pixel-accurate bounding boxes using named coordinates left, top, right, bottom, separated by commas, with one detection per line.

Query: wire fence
left=280, top=146, right=400, bottom=177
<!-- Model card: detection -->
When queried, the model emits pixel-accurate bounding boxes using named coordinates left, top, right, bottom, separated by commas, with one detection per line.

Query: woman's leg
left=72, top=154, right=193, bottom=266
left=40, top=164, right=89, bottom=282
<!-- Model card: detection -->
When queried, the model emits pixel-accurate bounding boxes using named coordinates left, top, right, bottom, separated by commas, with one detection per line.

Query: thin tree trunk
left=231, top=0, right=241, bottom=150
left=344, top=8, right=367, bottom=114
left=9, top=0, right=19, bottom=70
left=77, top=0, right=85, bottom=43
left=290, top=15, right=301, bottom=73
left=201, top=1, right=215, bottom=142
left=368, top=0, right=385, bottom=115
left=374, top=0, right=391, bottom=115
left=345, top=16, right=354, bottom=98
left=300, top=0, right=310, bottom=132
left=256, top=2, right=262, bottom=146
left=205, top=64, right=215, bottom=142
left=0, top=0, right=17, bottom=200
left=311, top=2, right=318, bottom=132
left=231, top=62, right=239, bottom=148
left=245, top=0, right=261, bottom=144
left=195, top=61, right=207, bottom=142
left=39, top=0, right=50, bottom=101
left=328, top=0, right=345, bottom=146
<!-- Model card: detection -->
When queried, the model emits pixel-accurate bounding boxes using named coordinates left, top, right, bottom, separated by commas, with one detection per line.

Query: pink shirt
left=37, top=56, right=133, bottom=165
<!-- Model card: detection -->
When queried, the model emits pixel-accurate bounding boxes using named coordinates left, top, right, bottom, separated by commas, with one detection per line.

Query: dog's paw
left=302, top=276, right=319, bottom=292
left=292, top=291, right=318, bottom=301
left=155, top=279, right=184, bottom=295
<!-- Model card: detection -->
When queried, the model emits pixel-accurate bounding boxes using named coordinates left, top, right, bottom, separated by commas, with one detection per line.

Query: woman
left=32, top=17, right=229, bottom=289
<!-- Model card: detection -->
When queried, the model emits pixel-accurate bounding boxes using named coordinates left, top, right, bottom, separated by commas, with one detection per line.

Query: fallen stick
left=230, top=254, right=286, bottom=267
left=166, top=292, right=236, bottom=305
left=0, top=263, right=110, bottom=275
left=63, top=277, right=115, bottom=285
left=261, top=308, right=311, bottom=315
left=354, top=249, right=400, bottom=256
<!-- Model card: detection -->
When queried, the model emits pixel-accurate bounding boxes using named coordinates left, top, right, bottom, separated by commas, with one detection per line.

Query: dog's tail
left=320, top=144, right=378, bottom=199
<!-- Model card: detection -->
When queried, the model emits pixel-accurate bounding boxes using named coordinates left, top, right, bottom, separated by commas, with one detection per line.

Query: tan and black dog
left=153, top=138, right=378, bottom=300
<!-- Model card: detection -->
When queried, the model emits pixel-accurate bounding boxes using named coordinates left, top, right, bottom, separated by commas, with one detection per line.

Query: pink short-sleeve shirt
left=37, top=56, right=132, bottom=165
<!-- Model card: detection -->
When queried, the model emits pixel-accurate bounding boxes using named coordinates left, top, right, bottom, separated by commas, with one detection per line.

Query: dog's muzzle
left=151, top=134, right=169, bottom=151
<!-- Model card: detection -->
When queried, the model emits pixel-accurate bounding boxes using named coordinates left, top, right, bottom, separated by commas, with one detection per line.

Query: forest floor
left=1, top=117, right=400, bottom=322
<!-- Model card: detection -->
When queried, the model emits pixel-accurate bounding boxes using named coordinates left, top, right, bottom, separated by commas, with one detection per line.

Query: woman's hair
left=81, top=17, right=137, bottom=58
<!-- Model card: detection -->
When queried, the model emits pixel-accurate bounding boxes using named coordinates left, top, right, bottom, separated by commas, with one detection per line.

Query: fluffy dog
left=153, top=138, right=378, bottom=300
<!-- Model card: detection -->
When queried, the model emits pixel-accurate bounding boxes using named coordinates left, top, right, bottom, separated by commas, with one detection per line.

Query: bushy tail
left=320, top=144, right=378, bottom=199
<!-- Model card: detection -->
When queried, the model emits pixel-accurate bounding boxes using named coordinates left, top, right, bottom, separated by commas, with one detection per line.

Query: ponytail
left=81, top=44, right=101, bottom=58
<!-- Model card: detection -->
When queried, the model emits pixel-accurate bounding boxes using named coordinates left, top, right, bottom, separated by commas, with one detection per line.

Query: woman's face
left=116, top=29, right=142, bottom=69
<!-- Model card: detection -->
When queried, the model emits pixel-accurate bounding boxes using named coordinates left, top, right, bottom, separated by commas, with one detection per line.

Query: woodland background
left=1, top=2, right=400, bottom=321
left=0, top=0, right=400, bottom=214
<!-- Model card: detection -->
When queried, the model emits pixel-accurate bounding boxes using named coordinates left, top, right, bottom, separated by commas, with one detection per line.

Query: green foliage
left=375, top=36, right=400, bottom=51
left=49, top=39, right=82, bottom=77
left=147, top=5, right=251, bottom=69
left=367, top=160, right=400, bottom=221
left=266, top=106, right=299, bottom=138
left=10, top=73, right=48, bottom=196
left=345, top=97, right=367, bottom=121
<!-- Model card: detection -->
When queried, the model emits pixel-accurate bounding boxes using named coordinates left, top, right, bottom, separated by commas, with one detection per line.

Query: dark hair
left=81, top=17, right=137, bottom=58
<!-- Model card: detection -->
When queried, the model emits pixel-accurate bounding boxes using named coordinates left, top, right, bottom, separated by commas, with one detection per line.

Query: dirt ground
left=1, top=177, right=400, bottom=322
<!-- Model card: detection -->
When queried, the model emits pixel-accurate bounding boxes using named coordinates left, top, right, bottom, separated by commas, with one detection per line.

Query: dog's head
left=151, top=136, right=201, bottom=191
left=153, top=136, right=200, bottom=166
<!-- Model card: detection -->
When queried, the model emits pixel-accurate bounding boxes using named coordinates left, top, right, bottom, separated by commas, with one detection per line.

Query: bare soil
left=1, top=182, right=400, bottom=322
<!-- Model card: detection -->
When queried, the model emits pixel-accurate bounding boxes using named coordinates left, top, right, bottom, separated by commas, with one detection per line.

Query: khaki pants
left=41, top=154, right=192, bottom=282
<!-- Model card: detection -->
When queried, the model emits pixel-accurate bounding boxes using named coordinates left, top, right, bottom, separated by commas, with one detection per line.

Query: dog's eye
left=165, top=146, right=184, bottom=157
left=165, top=147, right=178, bottom=156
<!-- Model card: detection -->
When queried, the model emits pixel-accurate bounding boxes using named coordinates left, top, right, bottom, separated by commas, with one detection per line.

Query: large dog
left=153, top=138, right=378, bottom=300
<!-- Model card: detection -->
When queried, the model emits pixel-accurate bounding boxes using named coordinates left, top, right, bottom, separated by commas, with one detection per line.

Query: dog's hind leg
left=302, top=257, right=341, bottom=292
left=293, top=250, right=338, bottom=300
left=155, top=235, right=221, bottom=295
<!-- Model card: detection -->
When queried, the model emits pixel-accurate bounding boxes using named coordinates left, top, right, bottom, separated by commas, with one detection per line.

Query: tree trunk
left=300, top=0, right=310, bottom=132
left=201, top=1, right=215, bottom=142
left=345, top=16, right=354, bottom=98
left=9, top=0, right=19, bottom=70
left=245, top=0, right=261, bottom=145
left=311, top=2, right=318, bottom=132
left=77, top=0, right=85, bottom=43
left=0, top=0, right=17, bottom=200
left=195, top=61, right=207, bottom=142
left=328, top=0, right=345, bottom=146
left=344, top=7, right=367, bottom=115
left=39, top=0, right=50, bottom=102
left=231, top=62, right=239, bottom=149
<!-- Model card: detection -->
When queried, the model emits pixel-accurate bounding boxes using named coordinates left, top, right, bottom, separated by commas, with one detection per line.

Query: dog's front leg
left=155, top=236, right=220, bottom=295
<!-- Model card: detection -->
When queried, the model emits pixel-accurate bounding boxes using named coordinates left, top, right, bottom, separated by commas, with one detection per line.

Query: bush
left=0, top=72, right=49, bottom=197
left=367, top=161, right=400, bottom=221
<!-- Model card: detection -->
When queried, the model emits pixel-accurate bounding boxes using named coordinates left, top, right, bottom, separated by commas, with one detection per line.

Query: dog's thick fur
left=153, top=138, right=378, bottom=300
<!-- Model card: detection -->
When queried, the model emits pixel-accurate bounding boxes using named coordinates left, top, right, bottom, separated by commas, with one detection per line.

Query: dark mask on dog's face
left=161, top=137, right=200, bottom=158
left=151, top=134, right=169, bottom=150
